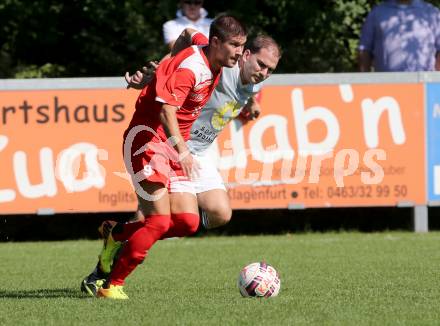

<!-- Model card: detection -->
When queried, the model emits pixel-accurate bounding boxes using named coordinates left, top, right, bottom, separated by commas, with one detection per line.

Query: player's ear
left=242, top=49, right=251, bottom=61
left=210, top=36, right=221, bottom=48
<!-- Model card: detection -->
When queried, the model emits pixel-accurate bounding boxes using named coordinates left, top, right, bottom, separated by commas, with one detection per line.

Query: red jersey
left=128, top=33, right=219, bottom=142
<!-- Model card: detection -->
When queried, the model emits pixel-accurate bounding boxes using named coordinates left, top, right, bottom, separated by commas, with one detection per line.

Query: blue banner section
left=426, top=84, right=440, bottom=203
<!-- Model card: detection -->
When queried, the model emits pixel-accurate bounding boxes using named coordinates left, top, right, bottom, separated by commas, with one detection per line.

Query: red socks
left=109, top=214, right=170, bottom=286
left=111, top=220, right=145, bottom=242
left=162, top=213, right=199, bottom=239
left=108, top=213, right=199, bottom=286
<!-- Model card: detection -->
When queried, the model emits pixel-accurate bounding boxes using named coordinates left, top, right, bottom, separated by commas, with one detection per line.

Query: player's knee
left=190, top=219, right=200, bottom=234
left=146, top=215, right=171, bottom=235
left=154, top=219, right=171, bottom=235
left=183, top=213, right=199, bottom=235
left=208, top=206, right=232, bottom=228
left=174, top=213, right=199, bottom=235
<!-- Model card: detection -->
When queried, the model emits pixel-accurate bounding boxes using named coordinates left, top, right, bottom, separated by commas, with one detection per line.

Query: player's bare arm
left=125, top=27, right=201, bottom=90
left=171, top=28, right=199, bottom=56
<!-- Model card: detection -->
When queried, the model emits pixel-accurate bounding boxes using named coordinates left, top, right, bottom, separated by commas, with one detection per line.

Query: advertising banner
left=0, top=89, right=139, bottom=214
left=216, top=84, right=426, bottom=208
left=426, top=83, right=440, bottom=203
left=0, top=82, right=427, bottom=213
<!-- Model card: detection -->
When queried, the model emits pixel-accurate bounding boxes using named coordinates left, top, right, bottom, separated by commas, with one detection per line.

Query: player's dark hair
left=209, top=14, right=247, bottom=42
left=246, top=34, right=282, bottom=58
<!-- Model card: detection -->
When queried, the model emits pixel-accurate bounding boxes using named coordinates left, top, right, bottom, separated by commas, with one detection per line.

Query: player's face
left=214, top=35, right=247, bottom=68
left=241, top=47, right=279, bottom=84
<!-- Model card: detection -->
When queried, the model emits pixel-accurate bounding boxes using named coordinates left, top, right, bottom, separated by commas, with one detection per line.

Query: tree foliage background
left=1, top=0, right=439, bottom=78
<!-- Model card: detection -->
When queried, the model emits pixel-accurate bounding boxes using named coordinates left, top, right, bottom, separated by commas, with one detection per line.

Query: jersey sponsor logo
left=192, top=126, right=216, bottom=143
left=192, top=127, right=217, bottom=144
left=189, top=92, right=205, bottom=101
left=211, top=100, right=242, bottom=131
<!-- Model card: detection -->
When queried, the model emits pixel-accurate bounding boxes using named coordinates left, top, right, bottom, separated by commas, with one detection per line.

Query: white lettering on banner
left=361, top=96, right=405, bottom=148
left=14, top=147, right=57, bottom=198
left=222, top=148, right=385, bottom=187
left=214, top=84, right=406, bottom=187
left=56, top=143, right=106, bottom=192
left=0, top=135, right=16, bottom=203
left=260, top=145, right=277, bottom=181
left=339, top=84, right=354, bottom=103
left=0, top=136, right=106, bottom=202
left=210, top=85, right=399, bottom=187
left=215, top=86, right=407, bottom=172
left=249, top=115, right=295, bottom=163
left=217, top=120, right=246, bottom=170
left=333, top=149, right=359, bottom=187
left=435, top=165, right=440, bottom=195
left=361, top=149, right=386, bottom=184
left=308, top=151, right=334, bottom=184
left=291, top=88, right=340, bottom=156
left=280, top=155, right=308, bottom=183
left=234, top=149, right=260, bottom=184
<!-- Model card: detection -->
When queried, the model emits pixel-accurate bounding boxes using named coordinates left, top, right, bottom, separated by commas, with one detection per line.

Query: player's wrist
left=175, top=142, right=190, bottom=156
left=178, top=148, right=192, bottom=162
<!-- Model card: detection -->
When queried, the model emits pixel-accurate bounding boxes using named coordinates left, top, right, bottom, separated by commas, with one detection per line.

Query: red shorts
left=123, top=127, right=187, bottom=188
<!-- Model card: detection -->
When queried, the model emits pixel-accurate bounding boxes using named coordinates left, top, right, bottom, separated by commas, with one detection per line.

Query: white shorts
left=168, top=175, right=197, bottom=195
left=170, top=152, right=226, bottom=194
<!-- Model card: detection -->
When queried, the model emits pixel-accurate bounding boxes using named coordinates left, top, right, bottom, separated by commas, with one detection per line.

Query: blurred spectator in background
left=358, top=0, right=440, bottom=72
left=163, top=0, right=213, bottom=50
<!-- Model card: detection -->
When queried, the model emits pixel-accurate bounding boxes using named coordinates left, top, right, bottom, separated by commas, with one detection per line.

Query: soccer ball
left=237, top=262, right=281, bottom=297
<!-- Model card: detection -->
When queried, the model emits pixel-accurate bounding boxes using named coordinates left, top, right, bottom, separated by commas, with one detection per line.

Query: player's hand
left=146, top=60, right=159, bottom=70
left=246, top=98, right=261, bottom=120
left=125, top=70, right=145, bottom=89
left=178, top=150, right=198, bottom=179
left=125, top=61, right=158, bottom=89
left=238, top=97, right=261, bottom=123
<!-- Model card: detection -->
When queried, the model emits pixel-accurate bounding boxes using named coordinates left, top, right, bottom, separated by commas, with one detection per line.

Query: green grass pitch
left=1, top=232, right=440, bottom=325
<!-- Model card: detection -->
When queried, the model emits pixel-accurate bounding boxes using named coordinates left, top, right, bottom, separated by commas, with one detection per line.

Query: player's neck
left=238, top=59, right=251, bottom=85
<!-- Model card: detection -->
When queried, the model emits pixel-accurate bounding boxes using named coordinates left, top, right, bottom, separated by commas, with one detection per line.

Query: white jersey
left=187, top=63, right=263, bottom=153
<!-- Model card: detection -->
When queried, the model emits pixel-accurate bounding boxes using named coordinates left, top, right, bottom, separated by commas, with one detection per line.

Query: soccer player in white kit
left=184, top=33, right=281, bottom=229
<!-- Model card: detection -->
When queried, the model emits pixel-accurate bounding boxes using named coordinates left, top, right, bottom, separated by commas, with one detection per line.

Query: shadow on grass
left=0, top=288, right=90, bottom=299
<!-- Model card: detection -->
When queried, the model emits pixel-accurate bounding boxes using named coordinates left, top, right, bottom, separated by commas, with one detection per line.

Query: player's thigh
left=169, top=176, right=198, bottom=214
left=197, top=189, right=231, bottom=217
left=135, top=180, right=171, bottom=216
left=169, top=192, right=199, bottom=214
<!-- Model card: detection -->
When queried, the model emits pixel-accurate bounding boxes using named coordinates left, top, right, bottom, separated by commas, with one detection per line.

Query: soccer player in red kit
left=93, top=15, right=247, bottom=299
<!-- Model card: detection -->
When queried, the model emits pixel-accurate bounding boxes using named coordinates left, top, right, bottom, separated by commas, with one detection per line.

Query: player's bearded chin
left=253, top=74, right=262, bottom=82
